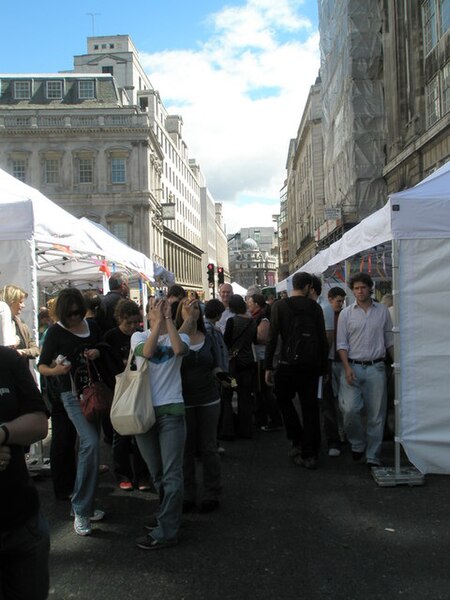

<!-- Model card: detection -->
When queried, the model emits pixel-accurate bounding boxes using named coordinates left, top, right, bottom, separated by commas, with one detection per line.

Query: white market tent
left=278, top=161, right=450, bottom=474
left=0, top=168, right=162, bottom=330
left=231, top=282, right=248, bottom=297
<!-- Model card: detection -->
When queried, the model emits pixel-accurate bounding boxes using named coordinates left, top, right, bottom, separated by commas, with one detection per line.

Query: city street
left=35, top=430, right=450, bottom=600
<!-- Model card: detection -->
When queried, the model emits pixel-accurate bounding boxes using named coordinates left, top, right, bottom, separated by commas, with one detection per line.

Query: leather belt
left=349, top=358, right=384, bottom=366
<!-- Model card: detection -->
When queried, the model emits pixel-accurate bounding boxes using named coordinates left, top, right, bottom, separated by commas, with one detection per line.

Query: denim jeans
left=60, top=391, right=100, bottom=517
left=184, top=402, right=221, bottom=503
left=0, top=511, right=50, bottom=600
left=339, top=362, right=387, bottom=463
left=136, top=413, right=186, bottom=542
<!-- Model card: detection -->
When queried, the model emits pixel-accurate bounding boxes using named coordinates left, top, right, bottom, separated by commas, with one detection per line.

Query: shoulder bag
left=110, top=348, right=155, bottom=435
left=80, top=358, right=114, bottom=423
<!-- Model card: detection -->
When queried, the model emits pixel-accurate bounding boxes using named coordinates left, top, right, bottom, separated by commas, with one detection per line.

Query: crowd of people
left=0, top=270, right=394, bottom=597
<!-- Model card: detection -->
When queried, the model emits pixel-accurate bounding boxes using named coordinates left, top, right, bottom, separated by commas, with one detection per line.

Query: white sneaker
left=328, top=448, right=341, bottom=457
left=74, top=514, right=92, bottom=536
left=90, top=509, right=105, bottom=522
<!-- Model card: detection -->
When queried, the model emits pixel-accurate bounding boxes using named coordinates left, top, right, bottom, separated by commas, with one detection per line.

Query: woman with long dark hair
left=38, top=288, right=104, bottom=536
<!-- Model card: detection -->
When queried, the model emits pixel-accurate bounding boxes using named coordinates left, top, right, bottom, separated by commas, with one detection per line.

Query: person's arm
left=256, top=318, right=270, bottom=345
left=336, top=310, right=355, bottom=384
left=0, top=412, right=48, bottom=447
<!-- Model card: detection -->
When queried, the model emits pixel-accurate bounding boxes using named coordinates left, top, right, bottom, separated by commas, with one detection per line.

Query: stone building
left=0, top=34, right=227, bottom=294
left=284, top=77, right=325, bottom=272
left=382, top=0, right=450, bottom=190
left=228, top=230, right=278, bottom=290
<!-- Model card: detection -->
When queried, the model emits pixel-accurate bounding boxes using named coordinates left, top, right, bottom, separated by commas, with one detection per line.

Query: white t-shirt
left=131, top=330, right=190, bottom=407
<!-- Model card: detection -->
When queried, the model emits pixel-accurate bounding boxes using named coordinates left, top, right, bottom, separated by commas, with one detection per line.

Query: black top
left=265, top=296, right=328, bottom=373
left=96, top=291, right=123, bottom=334
left=180, top=334, right=219, bottom=406
left=38, top=320, right=101, bottom=393
left=103, top=327, right=133, bottom=369
left=224, top=315, right=257, bottom=367
left=0, top=347, right=49, bottom=532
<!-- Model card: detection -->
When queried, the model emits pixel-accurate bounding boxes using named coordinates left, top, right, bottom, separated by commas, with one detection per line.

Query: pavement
left=32, top=430, right=450, bottom=600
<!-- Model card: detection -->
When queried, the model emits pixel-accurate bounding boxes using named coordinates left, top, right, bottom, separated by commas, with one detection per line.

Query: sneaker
left=119, top=480, right=134, bottom=491
left=90, top=509, right=105, bottom=522
left=136, top=533, right=177, bottom=550
left=138, top=480, right=153, bottom=492
left=74, top=514, right=92, bottom=536
left=70, top=508, right=105, bottom=522
left=328, top=448, right=341, bottom=457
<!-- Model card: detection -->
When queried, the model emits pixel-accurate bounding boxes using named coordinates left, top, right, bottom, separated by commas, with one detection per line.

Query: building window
left=111, top=158, right=126, bottom=184
left=102, top=66, right=114, bottom=75
left=12, top=160, right=26, bottom=182
left=79, top=158, right=93, bottom=183
left=441, top=0, right=450, bottom=33
left=109, top=221, right=129, bottom=244
left=78, top=80, right=95, bottom=99
left=426, top=76, right=441, bottom=126
left=46, top=80, right=63, bottom=99
left=94, top=44, right=99, bottom=50
left=14, top=81, right=31, bottom=100
left=45, top=159, right=59, bottom=184
left=443, top=62, right=450, bottom=115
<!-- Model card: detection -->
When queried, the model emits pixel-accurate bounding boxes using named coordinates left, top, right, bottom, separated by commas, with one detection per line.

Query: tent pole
left=371, top=237, right=424, bottom=486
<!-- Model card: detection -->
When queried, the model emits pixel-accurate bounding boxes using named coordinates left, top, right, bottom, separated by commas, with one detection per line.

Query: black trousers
left=273, top=365, right=321, bottom=459
left=49, top=399, right=77, bottom=499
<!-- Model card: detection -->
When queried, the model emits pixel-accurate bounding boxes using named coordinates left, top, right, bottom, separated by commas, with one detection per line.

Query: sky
left=1, top=0, right=320, bottom=234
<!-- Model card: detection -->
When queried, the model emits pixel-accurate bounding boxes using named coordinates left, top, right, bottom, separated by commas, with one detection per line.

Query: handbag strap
left=86, top=357, right=102, bottom=383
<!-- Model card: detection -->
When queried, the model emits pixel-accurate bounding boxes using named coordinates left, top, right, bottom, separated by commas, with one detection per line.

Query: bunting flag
left=368, top=254, right=372, bottom=274
left=98, top=260, right=111, bottom=278
left=51, top=243, right=74, bottom=256
left=359, top=256, right=365, bottom=272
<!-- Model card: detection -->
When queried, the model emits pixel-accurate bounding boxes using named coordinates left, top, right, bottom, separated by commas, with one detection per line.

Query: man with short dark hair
left=265, top=272, right=328, bottom=469
left=337, top=273, right=393, bottom=468
left=97, top=272, right=129, bottom=334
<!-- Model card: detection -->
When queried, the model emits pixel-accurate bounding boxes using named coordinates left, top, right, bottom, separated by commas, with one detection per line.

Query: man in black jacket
left=97, top=272, right=129, bottom=334
left=265, top=272, right=328, bottom=469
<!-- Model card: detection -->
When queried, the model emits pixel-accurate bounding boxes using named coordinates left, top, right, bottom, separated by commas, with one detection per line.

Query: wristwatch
left=0, top=423, right=10, bottom=445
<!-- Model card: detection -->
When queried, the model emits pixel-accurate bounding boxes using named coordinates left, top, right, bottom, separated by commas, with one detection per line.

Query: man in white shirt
left=337, top=273, right=393, bottom=468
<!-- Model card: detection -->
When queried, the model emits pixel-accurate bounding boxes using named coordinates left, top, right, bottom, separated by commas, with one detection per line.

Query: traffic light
left=217, top=266, right=224, bottom=285
left=207, top=263, right=215, bottom=285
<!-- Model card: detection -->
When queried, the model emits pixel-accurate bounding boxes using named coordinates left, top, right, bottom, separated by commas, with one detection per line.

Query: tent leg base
left=371, top=466, right=425, bottom=487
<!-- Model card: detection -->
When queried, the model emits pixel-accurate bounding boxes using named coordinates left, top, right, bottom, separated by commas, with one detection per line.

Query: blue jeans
left=136, top=414, right=186, bottom=542
left=339, top=362, right=387, bottom=464
left=0, top=511, right=50, bottom=600
left=184, top=403, right=221, bottom=503
left=61, top=391, right=100, bottom=517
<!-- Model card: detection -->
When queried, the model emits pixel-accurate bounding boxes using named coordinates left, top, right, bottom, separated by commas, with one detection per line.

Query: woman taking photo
left=38, top=288, right=104, bottom=537
left=175, top=298, right=222, bottom=514
left=131, top=298, right=191, bottom=550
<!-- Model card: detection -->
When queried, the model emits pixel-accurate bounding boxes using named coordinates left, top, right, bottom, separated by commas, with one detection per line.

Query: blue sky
left=1, top=0, right=320, bottom=233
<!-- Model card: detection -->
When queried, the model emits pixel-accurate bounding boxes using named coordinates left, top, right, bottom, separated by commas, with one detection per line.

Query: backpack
left=283, top=299, right=321, bottom=367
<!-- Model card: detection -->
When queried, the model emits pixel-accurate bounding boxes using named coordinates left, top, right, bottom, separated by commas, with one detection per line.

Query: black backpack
left=284, top=299, right=321, bottom=367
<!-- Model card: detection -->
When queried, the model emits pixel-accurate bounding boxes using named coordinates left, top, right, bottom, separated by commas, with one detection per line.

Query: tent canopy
left=277, top=161, right=450, bottom=291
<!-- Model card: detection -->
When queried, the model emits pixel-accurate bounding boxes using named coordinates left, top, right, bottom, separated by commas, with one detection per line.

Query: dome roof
left=242, top=237, right=259, bottom=250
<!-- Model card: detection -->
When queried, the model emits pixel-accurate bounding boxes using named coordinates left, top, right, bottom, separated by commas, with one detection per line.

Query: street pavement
left=34, top=431, right=450, bottom=600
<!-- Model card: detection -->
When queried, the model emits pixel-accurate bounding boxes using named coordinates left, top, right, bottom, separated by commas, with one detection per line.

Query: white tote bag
left=110, top=349, right=155, bottom=435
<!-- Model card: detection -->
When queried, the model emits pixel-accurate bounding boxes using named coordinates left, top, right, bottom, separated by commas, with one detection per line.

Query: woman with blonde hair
left=1, top=284, right=39, bottom=361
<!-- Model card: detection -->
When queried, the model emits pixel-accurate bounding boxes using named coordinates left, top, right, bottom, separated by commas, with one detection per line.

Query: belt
left=349, top=358, right=384, bottom=366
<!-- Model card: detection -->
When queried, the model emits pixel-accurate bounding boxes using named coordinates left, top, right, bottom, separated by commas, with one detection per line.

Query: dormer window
left=14, top=81, right=31, bottom=100
left=46, top=80, right=63, bottom=99
left=78, top=80, right=95, bottom=99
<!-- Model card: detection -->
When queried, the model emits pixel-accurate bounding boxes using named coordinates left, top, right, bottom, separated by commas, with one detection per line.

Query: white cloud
left=140, top=0, right=320, bottom=234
